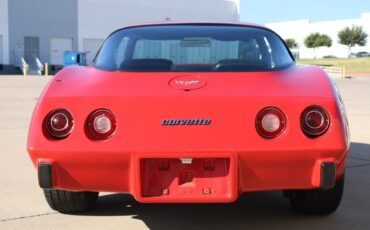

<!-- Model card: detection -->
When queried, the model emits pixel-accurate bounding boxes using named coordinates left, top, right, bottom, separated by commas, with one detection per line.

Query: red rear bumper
left=31, top=149, right=346, bottom=203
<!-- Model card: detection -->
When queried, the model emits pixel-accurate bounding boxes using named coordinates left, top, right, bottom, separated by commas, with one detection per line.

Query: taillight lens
left=300, top=106, right=330, bottom=137
left=256, top=107, right=286, bottom=139
left=45, top=109, right=74, bottom=139
left=87, top=109, right=116, bottom=140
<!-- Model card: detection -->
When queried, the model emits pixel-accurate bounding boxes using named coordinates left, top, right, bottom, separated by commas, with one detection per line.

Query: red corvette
left=27, top=22, right=349, bottom=214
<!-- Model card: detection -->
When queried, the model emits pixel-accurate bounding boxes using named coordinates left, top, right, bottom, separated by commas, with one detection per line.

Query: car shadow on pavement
left=88, top=192, right=309, bottom=230
left=75, top=142, right=370, bottom=230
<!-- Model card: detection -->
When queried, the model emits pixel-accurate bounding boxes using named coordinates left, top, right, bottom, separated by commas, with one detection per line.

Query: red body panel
left=27, top=64, right=349, bottom=203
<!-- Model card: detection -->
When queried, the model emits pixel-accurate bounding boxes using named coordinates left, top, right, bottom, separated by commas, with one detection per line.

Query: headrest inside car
left=120, top=59, right=174, bottom=71
left=213, top=59, right=265, bottom=71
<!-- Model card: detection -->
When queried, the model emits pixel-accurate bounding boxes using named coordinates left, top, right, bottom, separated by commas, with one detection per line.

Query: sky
left=240, top=0, right=370, bottom=24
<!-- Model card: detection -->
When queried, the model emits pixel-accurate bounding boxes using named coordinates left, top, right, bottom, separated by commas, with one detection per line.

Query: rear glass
left=94, top=25, right=294, bottom=72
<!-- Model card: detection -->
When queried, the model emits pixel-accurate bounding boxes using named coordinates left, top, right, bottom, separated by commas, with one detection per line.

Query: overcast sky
left=240, top=0, right=370, bottom=23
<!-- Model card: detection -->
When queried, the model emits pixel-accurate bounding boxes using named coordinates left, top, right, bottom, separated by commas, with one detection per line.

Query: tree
left=285, top=38, right=298, bottom=49
left=338, top=26, right=368, bottom=57
left=304, top=33, right=332, bottom=59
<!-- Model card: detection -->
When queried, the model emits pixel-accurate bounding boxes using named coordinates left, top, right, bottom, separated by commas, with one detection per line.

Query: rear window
left=94, top=25, right=294, bottom=72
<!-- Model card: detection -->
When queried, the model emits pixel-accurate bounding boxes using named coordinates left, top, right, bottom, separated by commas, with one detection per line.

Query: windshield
left=94, top=25, right=294, bottom=72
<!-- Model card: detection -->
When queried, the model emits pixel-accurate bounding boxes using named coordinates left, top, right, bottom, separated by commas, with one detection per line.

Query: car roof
left=119, top=21, right=267, bottom=30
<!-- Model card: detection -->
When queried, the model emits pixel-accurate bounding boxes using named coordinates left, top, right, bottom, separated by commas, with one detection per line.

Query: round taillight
left=45, top=109, right=74, bottom=139
left=301, top=106, right=330, bottom=137
left=87, top=109, right=116, bottom=140
left=256, top=107, right=286, bottom=139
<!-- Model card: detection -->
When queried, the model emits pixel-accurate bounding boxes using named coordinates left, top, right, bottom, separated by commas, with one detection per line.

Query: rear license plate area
left=139, top=158, right=233, bottom=200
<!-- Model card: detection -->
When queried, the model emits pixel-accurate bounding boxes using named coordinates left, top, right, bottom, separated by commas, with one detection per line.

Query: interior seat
left=120, top=59, right=174, bottom=72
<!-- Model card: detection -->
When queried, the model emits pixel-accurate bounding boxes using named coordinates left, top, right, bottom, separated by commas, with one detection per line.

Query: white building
left=266, top=13, right=370, bottom=59
left=78, top=0, right=240, bottom=65
left=0, top=0, right=8, bottom=66
left=0, top=0, right=239, bottom=73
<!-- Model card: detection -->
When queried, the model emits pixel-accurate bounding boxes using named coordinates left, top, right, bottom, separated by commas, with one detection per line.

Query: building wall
left=0, top=0, right=9, bottom=64
left=362, top=13, right=370, bottom=44
left=8, top=0, right=78, bottom=65
left=266, top=13, right=370, bottom=59
left=2, top=0, right=239, bottom=66
left=78, top=0, right=240, bottom=64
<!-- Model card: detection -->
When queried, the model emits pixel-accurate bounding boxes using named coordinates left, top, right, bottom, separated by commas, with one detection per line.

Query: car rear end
left=28, top=70, right=349, bottom=202
left=27, top=23, right=349, bottom=213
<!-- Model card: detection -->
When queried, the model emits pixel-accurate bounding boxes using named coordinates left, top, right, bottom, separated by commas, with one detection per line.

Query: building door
left=83, top=39, right=104, bottom=65
left=0, top=35, right=3, bottom=64
left=50, top=38, right=73, bottom=65
left=24, top=36, right=39, bottom=64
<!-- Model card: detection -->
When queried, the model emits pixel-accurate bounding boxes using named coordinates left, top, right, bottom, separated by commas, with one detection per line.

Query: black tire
left=43, top=189, right=99, bottom=213
left=288, top=174, right=345, bottom=215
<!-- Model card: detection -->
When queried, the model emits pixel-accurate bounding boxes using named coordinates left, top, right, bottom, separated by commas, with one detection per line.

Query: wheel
left=43, top=189, right=99, bottom=213
left=288, top=174, right=345, bottom=215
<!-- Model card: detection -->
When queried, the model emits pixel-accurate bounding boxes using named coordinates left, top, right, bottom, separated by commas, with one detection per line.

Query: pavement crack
left=348, top=156, right=370, bottom=162
left=1, top=212, right=58, bottom=222
left=346, top=162, right=370, bottom=169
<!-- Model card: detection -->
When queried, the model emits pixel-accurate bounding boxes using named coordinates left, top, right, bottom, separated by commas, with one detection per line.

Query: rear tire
left=288, top=174, right=344, bottom=215
left=43, top=189, right=99, bottom=213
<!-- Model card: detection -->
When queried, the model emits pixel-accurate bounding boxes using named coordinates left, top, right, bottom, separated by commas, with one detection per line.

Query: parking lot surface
left=0, top=75, right=369, bottom=230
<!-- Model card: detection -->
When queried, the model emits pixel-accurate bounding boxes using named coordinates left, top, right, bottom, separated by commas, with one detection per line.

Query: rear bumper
left=32, top=149, right=347, bottom=203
